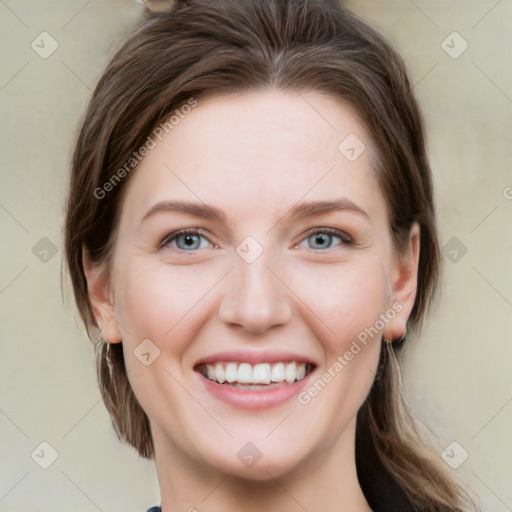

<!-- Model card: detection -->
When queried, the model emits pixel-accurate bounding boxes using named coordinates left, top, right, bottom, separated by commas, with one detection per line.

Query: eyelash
left=159, top=228, right=216, bottom=251
left=297, top=227, right=353, bottom=249
left=159, top=227, right=353, bottom=252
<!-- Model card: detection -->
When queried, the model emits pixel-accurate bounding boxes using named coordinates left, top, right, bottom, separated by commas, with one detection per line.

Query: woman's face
left=92, top=90, right=417, bottom=479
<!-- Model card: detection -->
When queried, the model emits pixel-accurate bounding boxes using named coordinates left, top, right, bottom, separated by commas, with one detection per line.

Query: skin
left=84, top=89, right=419, bottom=511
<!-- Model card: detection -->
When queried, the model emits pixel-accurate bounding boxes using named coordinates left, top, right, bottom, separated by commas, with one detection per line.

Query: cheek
left=112, top=258, right=228, bottom=353
left=289, top=256, right=390, bottom=349
left=114, top=252, right=390, bottom=360
left=110, top=259, right=228, bottom=426
left=289, top=257, right=388, bottom=442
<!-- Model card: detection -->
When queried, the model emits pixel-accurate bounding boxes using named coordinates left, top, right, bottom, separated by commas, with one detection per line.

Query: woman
left=64, top=0, right=476, bottom=510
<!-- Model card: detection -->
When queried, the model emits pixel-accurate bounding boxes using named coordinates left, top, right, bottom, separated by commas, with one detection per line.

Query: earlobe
left=82, top=246, right=122, bottom=344
left=382, top=223, right=420, bottom=342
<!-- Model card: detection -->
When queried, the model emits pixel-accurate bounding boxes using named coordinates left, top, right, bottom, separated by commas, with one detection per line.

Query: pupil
left=315, top=234, right=329, bottom=247
left=308, top=232, right=333, bottom=249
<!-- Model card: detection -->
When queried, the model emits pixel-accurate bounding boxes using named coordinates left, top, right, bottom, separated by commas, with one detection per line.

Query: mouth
left=195, top=361, right=314, bottom=390
left=193, top=351, right=317, bottom=409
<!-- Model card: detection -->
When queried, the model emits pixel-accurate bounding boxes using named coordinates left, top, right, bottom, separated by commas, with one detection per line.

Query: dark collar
left=355, top=418, right=417, bottom=511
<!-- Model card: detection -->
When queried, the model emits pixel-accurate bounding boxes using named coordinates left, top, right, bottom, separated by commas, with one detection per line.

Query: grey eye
left=161, top=229, right=212, bottom=251
left=307, top=232, right=337, bottom=250
left=175, top=233, right=203, bottom=250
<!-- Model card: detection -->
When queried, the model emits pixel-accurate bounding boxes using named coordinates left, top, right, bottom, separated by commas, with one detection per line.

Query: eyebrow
left=141, top=200, right=226, bottom=224
left=286, top=198, right=369, bottom=222
left=141, top=198, right=369, bottom=225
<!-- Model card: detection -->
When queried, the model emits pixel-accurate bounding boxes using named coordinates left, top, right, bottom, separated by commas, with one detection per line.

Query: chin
left=206, top=443, right=311, bottom=482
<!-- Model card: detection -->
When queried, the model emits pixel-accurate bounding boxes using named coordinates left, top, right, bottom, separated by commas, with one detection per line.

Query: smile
left=196, top=361, right=313, bottom=388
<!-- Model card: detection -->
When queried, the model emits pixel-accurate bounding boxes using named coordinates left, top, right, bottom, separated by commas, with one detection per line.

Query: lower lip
left=197, top=372, right=313, bottom=410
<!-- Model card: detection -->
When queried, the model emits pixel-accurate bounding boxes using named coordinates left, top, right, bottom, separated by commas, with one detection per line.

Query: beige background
left=1, top=1, right=511, bottom=510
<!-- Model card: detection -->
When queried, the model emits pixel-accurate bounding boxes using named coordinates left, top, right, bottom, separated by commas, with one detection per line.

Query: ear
left=82, top=246, right=122, bottom=344
left=382, top=222, right=420, bottom=342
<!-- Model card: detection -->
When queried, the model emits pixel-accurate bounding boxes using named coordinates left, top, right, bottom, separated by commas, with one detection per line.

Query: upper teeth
left=200, top=362, right=309, bottom=385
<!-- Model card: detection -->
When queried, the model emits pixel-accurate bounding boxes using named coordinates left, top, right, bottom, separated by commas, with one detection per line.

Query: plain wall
left=1, top=1, right=510, bottom=510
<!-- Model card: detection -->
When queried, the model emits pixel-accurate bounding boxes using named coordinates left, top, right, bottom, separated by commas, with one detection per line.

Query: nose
left=218, top=254, right=293, bottom=334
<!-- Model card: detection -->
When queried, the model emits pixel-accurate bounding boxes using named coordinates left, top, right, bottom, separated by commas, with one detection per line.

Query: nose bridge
left=218, top=243, right=292, bottom=333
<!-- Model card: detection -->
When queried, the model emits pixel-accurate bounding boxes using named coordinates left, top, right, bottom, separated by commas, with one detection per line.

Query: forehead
left=119, top=89, right=386, bottom=228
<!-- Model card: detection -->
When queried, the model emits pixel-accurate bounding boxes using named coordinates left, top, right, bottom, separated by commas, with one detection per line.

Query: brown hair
left=64, top=0, right=475, bottom=509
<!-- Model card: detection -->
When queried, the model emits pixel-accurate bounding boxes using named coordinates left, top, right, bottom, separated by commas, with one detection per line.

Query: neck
left=152, top=418, right=372, bottom=512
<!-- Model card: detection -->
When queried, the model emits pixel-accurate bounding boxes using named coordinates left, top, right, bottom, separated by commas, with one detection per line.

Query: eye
left=160, top=228, right=215, bottom=251
left=296, top=228, right=352, bottom=250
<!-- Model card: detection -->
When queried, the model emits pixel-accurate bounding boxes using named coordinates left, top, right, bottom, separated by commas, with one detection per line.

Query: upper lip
left=194, top=350, right=317, bottom=367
